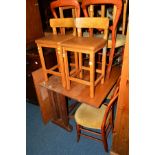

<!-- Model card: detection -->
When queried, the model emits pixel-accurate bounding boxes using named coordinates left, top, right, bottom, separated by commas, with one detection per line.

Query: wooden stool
left=62, top=17, right=109, bottom=98
left=81, top=0, right=125, bottom=79
left=35, top=18, right=75, bottom=88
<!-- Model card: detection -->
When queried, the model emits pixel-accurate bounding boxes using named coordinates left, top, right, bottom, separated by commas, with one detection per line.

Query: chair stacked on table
left=35, top=0, right=124, bottom=98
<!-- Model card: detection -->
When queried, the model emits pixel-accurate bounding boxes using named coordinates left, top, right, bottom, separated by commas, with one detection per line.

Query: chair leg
left=101, top=132, right=108, bottom=152
left=37, top=46, right=48, bottom=81
left=76, top=124, right=81, bottom=142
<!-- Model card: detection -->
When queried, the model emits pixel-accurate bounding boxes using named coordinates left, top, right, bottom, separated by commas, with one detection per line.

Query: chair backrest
left=75, top=17, right=109, bottom=40
left=49, top=18, right=76, bottom=35
left=50, top=0, right=80, bottom=34
left=82, top=0, right=122, bottom=37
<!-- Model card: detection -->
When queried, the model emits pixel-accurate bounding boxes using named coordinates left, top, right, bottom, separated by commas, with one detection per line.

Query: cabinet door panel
left=32, top=68, right=52, bottom=124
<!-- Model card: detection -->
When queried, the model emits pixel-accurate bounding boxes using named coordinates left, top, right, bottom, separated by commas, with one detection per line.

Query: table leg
left=48, top=90, right=73, bottom=132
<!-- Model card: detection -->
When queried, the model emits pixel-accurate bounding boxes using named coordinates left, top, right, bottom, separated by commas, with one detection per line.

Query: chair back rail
left=49, top=18, right=75, bottom=35
left=75, top=17, right=109, bottom=40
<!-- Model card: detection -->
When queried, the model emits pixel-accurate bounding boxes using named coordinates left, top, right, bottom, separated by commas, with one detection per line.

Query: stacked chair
left=35, top=0, right=126, bottom=97
left=35, top=0, right=81, bottom=88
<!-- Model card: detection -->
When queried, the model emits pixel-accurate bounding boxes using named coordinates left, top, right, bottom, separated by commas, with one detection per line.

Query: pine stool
left=62, top=17, right=109, bottom=98
left=35, top=18, right=76, bottom=88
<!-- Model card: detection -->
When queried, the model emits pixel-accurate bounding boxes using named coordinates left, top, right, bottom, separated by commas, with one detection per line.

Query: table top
left=40, top=66, right=121, bottom=108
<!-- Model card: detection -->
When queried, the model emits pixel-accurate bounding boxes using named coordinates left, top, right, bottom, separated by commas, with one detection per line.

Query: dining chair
left=50, top=0, right=80, bottom=34
left=35, top=18, right=75, bottom=88
left=74, top=80, right=120, bottom=152
left=61, top=17, right=109, bottom=98
left=81, top=0, right=127, bottom=79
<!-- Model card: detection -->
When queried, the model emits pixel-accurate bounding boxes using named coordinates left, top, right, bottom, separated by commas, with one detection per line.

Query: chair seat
left=35, top=33, right=75, bottom=46
left=61, top=36, right=107, bottom=52
left=75, top=103, right=107, bottom=129
left=75, top=84, right=116, bottom=129
left=83, top=32, right=126, bottom=48
left=108, top=34, right=126, bottom=48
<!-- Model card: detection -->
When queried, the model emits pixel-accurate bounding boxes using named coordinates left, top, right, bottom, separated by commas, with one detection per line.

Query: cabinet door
left=32, top=68, right=53, bottom=124
left=26, top=0, right=43, bottom=44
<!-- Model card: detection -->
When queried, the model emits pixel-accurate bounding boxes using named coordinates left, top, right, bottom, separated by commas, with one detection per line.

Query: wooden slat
left=69, top=76, right=90, bottom=86
left=70, top=68, right=77, bottom=76
left=48, top=65, right=59, bottom=71
left=75, top=17, right=109, bottom=29
left=70, top=69, right=81, bottom=78
left=50, top=18, right=75, bottom=28
left=46, top=70, right=61, bottom=77
left=95, top=74, right=104, bottom=86
left=80, top=133, right=102, bottom=142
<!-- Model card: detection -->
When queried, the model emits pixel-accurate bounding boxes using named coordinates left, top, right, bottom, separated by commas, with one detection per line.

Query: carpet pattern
left=26, top=102, right=112, bottom=155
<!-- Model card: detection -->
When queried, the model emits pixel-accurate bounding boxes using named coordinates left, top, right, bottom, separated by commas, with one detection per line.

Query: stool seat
left=35, top=34, right=75, bottom=47
left=83, top=32, right=126, bottom=48
left=61, top=36, right=107, bottom=52
left=75, top=84, right=116, bottom=129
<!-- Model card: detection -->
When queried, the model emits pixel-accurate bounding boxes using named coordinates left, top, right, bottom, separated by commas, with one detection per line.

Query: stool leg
left=63, top=49, right=71, bottom=90
left=37, top=45, right=48, bottom=81
left=79, top=53, right=83, bottom=79
left=55, top=48, right=61, bottom=73
left=58, top=47, right=66, bottom=88
left=101, top=47, right=107, bottom=84
left=89, top=52, right=95, bottom=98
left=75, top=52, right=79, bottom=74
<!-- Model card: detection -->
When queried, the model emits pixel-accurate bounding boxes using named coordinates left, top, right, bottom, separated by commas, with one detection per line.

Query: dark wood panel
left=26, top=0, right=44, bottom=44
left=26, top=48, right=57, bottom=104
left=32, top=68, right=73, bottom=132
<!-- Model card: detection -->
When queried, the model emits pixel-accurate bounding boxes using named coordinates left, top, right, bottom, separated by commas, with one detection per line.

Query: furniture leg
left=79, top=53, right=83, bottom=79
left=76, top=124, right=81, bottom=142
left=58, top=47, right=66, bottom=88
left=102, top=132, right=108, bottom=152
left=89, top=52, right=95, bottom=98
left=63, top=49, right=71, bottom=90
left=48, top=90, right=73, bottom=132
left=101, top=47, right=106, bottom=84
left=55, top=48, right=61, bottom=73
left=75, top=52, right=79, bottom=74
left=37, top=46, right=48, bottom=81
